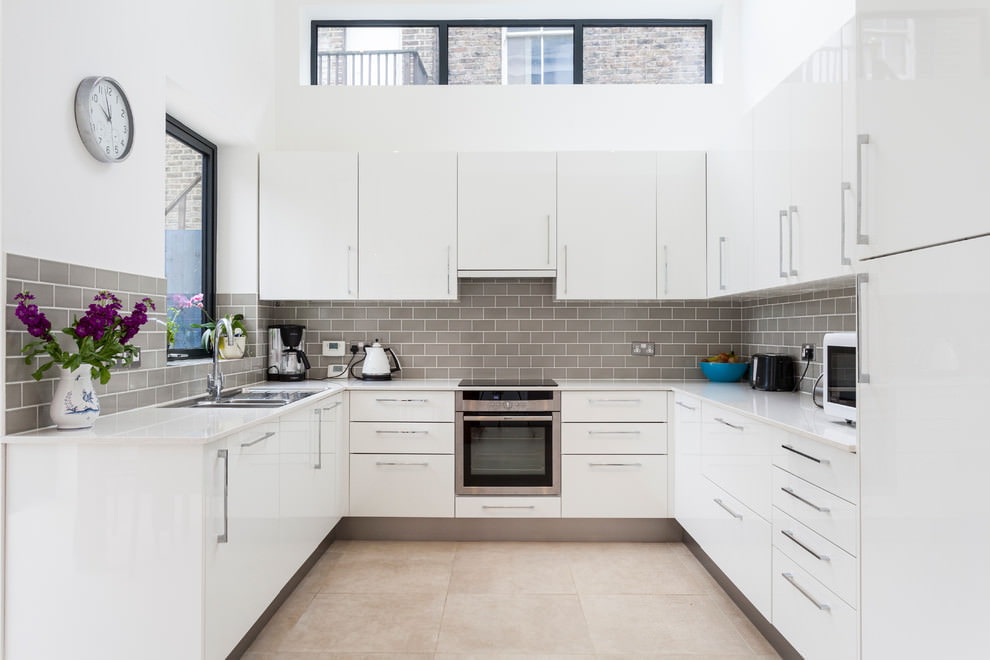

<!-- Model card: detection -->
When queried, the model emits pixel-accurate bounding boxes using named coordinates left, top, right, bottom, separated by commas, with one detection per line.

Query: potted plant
left=186, top=294, right=248, bottom=359
left=13, top=291, right=154, bottom=429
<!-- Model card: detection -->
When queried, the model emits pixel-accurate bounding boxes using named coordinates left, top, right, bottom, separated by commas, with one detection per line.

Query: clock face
left=74, top=76, right=134, bottom=162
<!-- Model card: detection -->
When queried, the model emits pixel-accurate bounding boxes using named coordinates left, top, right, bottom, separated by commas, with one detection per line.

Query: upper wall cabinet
left=658, top=152, right=708, bottom=299
left=358, top=152, right=458, bottom=300
left=557, top=152, right=658, bottom=300
left=851, top=5, right=990, bottom=256
left=707, top=126, right=756, bottom=297
left=259, top=152, right=358, bottom=300
left=458, top=152, right=557, bottom=275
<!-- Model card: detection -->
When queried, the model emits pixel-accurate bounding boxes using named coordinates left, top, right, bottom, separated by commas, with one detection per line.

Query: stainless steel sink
left=160, top=388, right=318, bottom=409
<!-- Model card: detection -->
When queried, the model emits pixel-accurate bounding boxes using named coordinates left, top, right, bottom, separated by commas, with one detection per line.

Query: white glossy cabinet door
left=458, top=152, right=556, bottom=273
left=672, top=393, right=704, bottom=531
left=350, top=454, right=455, bottom=517
left=657, top=152, right=708, bottom=299
left=557, top=151, right=657, bottom=300
left=359, top=152, right=457, bottom=300
left=259, top=152, right=358, bottom=300
left=752, top=83, right=792, bottom=290
left=561, top=455, right=668, bottom=518
left=706, top=132, right=754, bottom=296
left=859, top=234, right=990, bottom=659
left=855, top=3, right=990, bottom=256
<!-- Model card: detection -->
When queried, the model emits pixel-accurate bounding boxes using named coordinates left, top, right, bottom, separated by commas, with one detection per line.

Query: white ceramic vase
left=51, top=367, right=100, bottom=430
left=218, top=333, right=247, bottom=359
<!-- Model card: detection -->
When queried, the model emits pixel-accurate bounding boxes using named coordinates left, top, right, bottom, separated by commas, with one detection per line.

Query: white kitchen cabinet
left=561, top=390, right=668, bottom=423
left=859, top=234, right=990, bottom=659
left=259, top=152, right=358, bottom=300
left=672, top=392, right=704, bottom=532
left=706, top=136, right=755, bottom=296
left=852, top=4, right=990, bottom=257
left=657, top=151, right=708, bottom=299
left=456, top=496, right=561, bottom=518
left=773, top=508, right=858, bottom=609
left=457, top=152, right=556, bottom=274
left=350, top=454, right=455, bottom=517
left=562, top=455, right=668, bottom=518
left=358, top=152, right=457, bottom=300
left=556, top=151, right=657, bottom=300
left=700, top=404, right=775, bottom=521
left=349, top=390, right=454, bottom=422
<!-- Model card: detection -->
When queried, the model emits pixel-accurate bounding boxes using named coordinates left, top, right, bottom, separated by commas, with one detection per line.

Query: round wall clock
left=73, top=76, right=134, bottom=163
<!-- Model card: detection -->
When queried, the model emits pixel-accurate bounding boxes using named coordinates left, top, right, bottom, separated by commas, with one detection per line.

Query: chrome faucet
left=206, top=319, right=232, bottom=402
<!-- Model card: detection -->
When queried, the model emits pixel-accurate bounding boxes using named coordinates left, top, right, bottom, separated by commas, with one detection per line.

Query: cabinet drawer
left=561, top=422, right=667, bottom=454
left=562, top=391, right=668, bottom=422
left=772, top=548, right=858, bottom=660
left=349, top=391, right=454, bottom=422
left=561, top=455, right=668, bottom=518
left=773, top=468, right=857, bottom=556
left=455, top=496, right=561, bottom=518
left=773, top=507, right=858, bottom=608
left=691, top=478, right=772, bottom=619
left=672, top=392, right=701, bottom=423
left=233, top=423, right=279, bottom=455
left=350, top=422, right=454, bottom=454
left=773, top=433, right=858, bottom=504
left=701, top=404, right=774, bottom=520
left=349, top=454, right=454, bottom=517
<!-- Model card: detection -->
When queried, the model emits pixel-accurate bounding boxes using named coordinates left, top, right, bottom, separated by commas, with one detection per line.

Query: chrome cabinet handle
left=376, top=398, right=429, bottom=403
left=662, top=244, right=669, bottom=295
left=447, top=245, right=451, bottom=295
left=563, top=244, right=568, bottom=295
left=781, top=444, right=830, bottom=465
left=781, top=529, right=831, bottom=562
left=778, top=210, right=788, bottom=278
left=675, top=401, right=696, bottom=411
left=347, top=245, right=353, bottom=295
left=788, top=205, right=798, bottom=277
left=463, top=415, right=554, bottom=422
left=782, top=572, right=831, bottom=611
left=856, top=133, right=870, bottom=245
left=781, top=486, right=830, bottom=513
left=313, top=409, right=323, bottom=470
left=321, top=401, right=343, bottom=410
left=856, top=272, right=870, bottom=384
left=588, top=398, right=641, bottom=404
left=589, top=462, right=643, bottom=467
left=375, top=461, right=429, bottom=467
left=713, top=497, right=743, bottom=519
left=375, top=429, right=429, bottom=435
left=714, top=417, right=744, bottom=431
left=546, top=214, right=552, bottom=265
left=839, top=183, right=852, bottom=266
left=482, top=505, right=535, bottom=510
left=240, top=431, right=275, bottom=448
left=217, top=449, right=229, bottom=544
left=718, top=236, right=727, bottom=291
left=587, top=430, right=641, bottom=435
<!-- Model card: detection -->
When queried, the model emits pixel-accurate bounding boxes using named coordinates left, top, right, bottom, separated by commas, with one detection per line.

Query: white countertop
left=5, top=377, right=856, bottom=452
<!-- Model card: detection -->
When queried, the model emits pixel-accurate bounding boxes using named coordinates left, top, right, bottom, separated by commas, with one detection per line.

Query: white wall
left=263, top=0, right=747, bottom=152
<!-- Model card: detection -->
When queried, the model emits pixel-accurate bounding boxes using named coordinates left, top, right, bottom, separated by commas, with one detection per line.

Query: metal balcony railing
left=316, top=50, right=431, bottom=86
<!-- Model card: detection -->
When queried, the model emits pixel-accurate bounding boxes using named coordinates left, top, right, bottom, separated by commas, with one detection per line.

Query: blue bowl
left=699, top=361, right=750, bottom=383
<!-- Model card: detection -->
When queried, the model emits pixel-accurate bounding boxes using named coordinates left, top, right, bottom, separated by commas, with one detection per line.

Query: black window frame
left=310, top=19, right=713, bottom=85
left=164, top=114, right=217, bottom=361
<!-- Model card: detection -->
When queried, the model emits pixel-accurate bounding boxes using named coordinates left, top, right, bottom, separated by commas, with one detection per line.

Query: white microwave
left=823, top=332, right=857, bottom=423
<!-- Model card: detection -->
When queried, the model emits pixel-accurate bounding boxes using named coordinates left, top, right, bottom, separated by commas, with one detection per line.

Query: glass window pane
left=315, top=26, right=438, bottom=85
left=583, top=26, right=707, bottom=84
left=164, top=134, right=206, bottom=352
left=448, top=26, right=573, bottom=85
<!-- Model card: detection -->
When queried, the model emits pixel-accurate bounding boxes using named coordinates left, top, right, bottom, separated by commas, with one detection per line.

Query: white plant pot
left=219, top=333, right=247, bottom=360
left=51, top=367, right=100, bottom=430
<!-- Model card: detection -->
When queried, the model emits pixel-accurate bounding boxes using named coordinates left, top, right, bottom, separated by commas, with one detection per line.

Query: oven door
left=455, top=412, right=560, bottom=495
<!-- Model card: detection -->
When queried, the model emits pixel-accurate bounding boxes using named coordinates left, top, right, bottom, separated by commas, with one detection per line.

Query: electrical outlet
left=328, top=364, right=346, bottom=376
left=322, top=340, right=346, bottom=357
left=631, top=342, right=656, bottom=357
left=801, top=343, right=815, bottom=361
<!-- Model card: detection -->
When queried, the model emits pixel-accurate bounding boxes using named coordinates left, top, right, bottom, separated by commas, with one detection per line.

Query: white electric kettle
left=350, top=339, right=402, bottom=381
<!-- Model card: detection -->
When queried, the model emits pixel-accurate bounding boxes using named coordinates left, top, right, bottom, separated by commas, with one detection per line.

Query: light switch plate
left=322, top=340, right=346, bottom=357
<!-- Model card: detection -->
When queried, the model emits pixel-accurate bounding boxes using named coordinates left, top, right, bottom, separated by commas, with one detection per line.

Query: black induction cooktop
left=457, top=378, right=558, bottom=388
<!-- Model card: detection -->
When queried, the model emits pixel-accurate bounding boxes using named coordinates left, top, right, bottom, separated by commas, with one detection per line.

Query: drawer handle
left=781, top=529, right=831, bottom=562
left=320, top=401, right=343, bottom=411
left=588, top=398, right=641, bottom=404
left=782, top=444, right=830, bottom=465
left=375, top=430, right=429, bottom=435
left=482, top=505, right=536, bottom=510
left=587, top=430, right=641, bottom=435
left=781, top=486, right=831, bottom=513
left=714, top=417, right=744, bottom=431
left=713, top=498, right=743, bottom=520
left=375, top=398, right=430, bottom=404
left=375, top=461, right=430, bottom=467
left=782, top=572, right=832, bottom=612
left=217, top=449, right=229, bottom=544
left=240, top=431, right=275, bottom=448
left=675, top=401, right=696, bottom=411
left=588, top=462, right=643, bottom=467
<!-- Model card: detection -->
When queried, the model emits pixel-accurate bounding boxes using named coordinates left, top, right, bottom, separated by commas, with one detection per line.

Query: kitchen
left=1, top=0, right=988, bottom=659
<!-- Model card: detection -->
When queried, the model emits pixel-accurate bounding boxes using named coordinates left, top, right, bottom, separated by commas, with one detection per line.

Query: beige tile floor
left=243, top=541, right=781, bottom=659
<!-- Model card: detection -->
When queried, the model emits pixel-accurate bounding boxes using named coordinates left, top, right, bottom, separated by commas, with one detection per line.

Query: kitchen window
left=164, top=115, right=216, bottom=360
left=311, top=20, right=712, bottom=85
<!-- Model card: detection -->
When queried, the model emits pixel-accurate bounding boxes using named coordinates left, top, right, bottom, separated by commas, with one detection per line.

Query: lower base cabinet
left=456, top=496, right=561, bottom=518
left=772, top=548, right=858, bottom=660
left=561, top=455, right=668, bottom=517
left=350, top=454, right=455, bottom=517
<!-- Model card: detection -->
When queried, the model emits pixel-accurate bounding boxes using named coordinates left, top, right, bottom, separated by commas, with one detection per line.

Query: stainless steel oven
left=455, top=389, right=560, bottom=495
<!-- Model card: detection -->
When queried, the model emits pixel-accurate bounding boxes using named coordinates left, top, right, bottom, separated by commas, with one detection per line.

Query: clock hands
left=100, top=87, right=112, bottom=122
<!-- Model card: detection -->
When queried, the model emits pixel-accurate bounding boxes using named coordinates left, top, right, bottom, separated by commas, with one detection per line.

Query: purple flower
left=120, top=298, right=155, bottom=344
left=13, top=292, right=53, bottom=340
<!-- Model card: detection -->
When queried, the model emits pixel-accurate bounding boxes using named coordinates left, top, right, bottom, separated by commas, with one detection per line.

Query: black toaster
left=750, top=354, right=795, bottom=391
